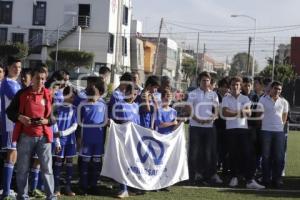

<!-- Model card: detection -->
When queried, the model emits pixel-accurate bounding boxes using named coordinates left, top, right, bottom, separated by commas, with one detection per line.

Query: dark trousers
left=260, top=131, right=285, bottom=184
left=216, top=128, right=229, bottom=172
left=227, top=129, right=255, bottom=181
left=188, top=126, right=217, bottom=180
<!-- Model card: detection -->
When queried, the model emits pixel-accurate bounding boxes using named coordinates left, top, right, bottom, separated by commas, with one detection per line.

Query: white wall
left=1, top=0, right=132, bottom=68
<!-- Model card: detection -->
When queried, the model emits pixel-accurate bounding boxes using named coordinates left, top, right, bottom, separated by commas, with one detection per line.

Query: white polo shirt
left=221, top=93, right=251, bottom=130
left=259, top=95, right=289, bottom=132
left=187, top=88, right=219, bottom=128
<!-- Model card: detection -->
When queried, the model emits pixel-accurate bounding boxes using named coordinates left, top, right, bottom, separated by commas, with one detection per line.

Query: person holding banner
left=136, top=76, right=160, bottom=129
left=112, top=84, right=140, bottom=198
left=156, top=89, right=178, bottom=135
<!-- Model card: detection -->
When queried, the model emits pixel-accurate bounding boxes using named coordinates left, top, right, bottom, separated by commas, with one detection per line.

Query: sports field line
left=183, top=186, right=300, bottom=193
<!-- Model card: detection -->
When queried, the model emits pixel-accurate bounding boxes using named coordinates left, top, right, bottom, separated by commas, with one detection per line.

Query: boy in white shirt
left=258, top=81, right=289, bottom=188
left=222, top=76, right=264, bottom=189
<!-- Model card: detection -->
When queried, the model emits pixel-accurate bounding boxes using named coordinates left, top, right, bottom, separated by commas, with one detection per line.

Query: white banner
left=101, top=121, right=189, bottom=190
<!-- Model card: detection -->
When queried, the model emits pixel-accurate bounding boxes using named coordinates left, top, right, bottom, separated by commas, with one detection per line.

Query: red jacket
left=10, top=87, right=53, bottom=143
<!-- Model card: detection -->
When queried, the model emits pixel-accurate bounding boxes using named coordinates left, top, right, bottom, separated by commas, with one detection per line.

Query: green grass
left=59, top=131, right=300, bottom=200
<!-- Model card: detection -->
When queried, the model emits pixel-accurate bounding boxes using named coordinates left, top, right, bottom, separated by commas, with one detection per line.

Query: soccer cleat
left=117, top=190, right=129, bottom=198
left=31, top=189, right=46, bottom=198
left=229, top=177, right=238, bottom=187
left=246, top=180, right=265, bottom=189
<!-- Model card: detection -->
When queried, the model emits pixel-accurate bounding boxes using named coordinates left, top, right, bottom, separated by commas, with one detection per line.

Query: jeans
left=16, top=134, right=56, bottom=200
left=227, top=129, right=256, bottom=181
left=188, top=126, right=217, bottom=180
left=260, top=131, right=285, bottom=184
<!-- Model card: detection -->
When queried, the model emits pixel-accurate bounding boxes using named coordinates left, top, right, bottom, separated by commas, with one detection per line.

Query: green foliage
left=0, top=43, right=28, bottom=63
left=182, top=57, right=197, bottom=81
left=49, top=50, right=94, bottom=69
left=229, top=52, right=258, bottom=76
left=259, top=64, right=296, bottom=83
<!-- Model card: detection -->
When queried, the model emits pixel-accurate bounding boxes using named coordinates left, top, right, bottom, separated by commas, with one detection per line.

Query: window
left=123, top=6, right=128, bottom=25
left=33, top=2, right=46, bottom=25
left=122, top=36, right=127, bottom=56
left=108, top=33, right=114, bottom=53
left=29, top=29, right=43, bottom=53
left=0, top=28, right=7, bottom=43
left=12, top=33, right=24, bottom=43
left=0, top=1, right=13, bottom=24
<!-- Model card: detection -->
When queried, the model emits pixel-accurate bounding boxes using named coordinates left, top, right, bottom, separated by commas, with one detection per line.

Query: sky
left=132, top=0, right=300, bottom=70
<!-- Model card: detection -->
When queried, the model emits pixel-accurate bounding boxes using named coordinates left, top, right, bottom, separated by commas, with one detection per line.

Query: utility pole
left=153, top=18, right=163, bottom=76
left=272, top=36, right=276, bottom=81
left=201, top=43, right=206, bottom=72
left=247, top=37, right=252, bottom=76
left=195, top=32, right=200, bottom=75
left=55, top=25, right=60, bottom=71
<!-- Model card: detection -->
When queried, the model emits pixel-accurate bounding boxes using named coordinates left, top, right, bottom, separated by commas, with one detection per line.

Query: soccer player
left=20, top=68, right=32, bottom=88
left=258, top=81, right=289, bottom=188
left=222, top=76, right=264, bottom=189
left=136, top=75, right=160, bottom=129
left=0, top=57, right=22, bottom=200
left=156, top=89, right=178, bottom=134
left=78, top=78, right=107, bottom=195
left=53, top=86, right=78, bottom=196
left=112, top=84, right=140, bottom=198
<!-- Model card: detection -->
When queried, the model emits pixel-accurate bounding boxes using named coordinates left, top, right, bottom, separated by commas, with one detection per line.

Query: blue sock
left=3, top=162, right=14, bottom=196
left=80, top=158, right=89, bottom=190
left=54, top=161, right=62, bottom=191
left=37, top=172, right=44, bottom=191
left=120, top=184, right=128, bottom=191
left=91, top=157, right=101, bottom=187
left=66, top=162, right=73, bottom=191
left=30, top=168, right=40, bottom=191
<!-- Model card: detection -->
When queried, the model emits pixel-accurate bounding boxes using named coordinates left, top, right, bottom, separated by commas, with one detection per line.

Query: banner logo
left=137, top=136, right=164, bottom=165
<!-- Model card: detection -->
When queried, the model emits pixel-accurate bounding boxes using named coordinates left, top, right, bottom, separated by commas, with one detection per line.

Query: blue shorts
left=53, top=143, right=77, bottom=158
left=1, top=131, right=17, bottom=150
left=80, top=143, right=104, bottom=157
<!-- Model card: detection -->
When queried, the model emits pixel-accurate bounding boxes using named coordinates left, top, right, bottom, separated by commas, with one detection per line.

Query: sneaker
left=229, top=177, right=238, bottom=187
left=246, top=180, right=265, bottom=190
left=2, top=196, right=14, bottom=200
left=117, top=190, right=129, bottom=198
left=211, top=174, right=223, bottom=184
left=54, top=191, right=61, bottom=197
left=66, top=191, right=76, bottom=196
left=31, top=189, right=46, bottom=198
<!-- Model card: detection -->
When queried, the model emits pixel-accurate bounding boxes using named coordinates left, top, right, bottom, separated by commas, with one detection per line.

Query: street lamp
left=231, top=14, right=256, bottom=79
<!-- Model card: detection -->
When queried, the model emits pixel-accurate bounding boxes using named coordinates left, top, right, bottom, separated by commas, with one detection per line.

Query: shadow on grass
left=218, top=176, right=300, bottom=199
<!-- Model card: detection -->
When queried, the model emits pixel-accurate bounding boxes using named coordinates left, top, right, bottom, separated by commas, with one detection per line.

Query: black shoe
left=272, top=180, right=283, bottom=189
left=89, top=186, right=101, bottom=195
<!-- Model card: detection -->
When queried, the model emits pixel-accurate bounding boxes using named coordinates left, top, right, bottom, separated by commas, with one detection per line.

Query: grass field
left=59, top=131, right=300, bottom=200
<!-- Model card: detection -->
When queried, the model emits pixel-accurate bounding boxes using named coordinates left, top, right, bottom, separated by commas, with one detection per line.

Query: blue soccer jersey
left=136, top=94, right=155, bottom=129
left=55, top=104, right=77, bottom=146
left=108, top=89, right=124, bottom=118
left=113, top=101, right=140, bottom=125
left=157, top=107, right=177, bottom=134
left=53, top=89, right=64, bottom=104
left=73, top=89, right=87, bottom=107
left=0, top=78, right=21, bottom=147
left=80, top=100, right=107, bottom=146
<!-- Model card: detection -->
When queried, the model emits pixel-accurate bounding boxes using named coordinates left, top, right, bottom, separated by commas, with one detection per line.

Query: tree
left=229, top=52, right=258, bottom=76
left=49, top=50, right=94, bottom=70
left=259, top=64, right=296, bottom=83
left=0, top=43, right=28, bottom=64
left=181, top=57, right=197, bottom=81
